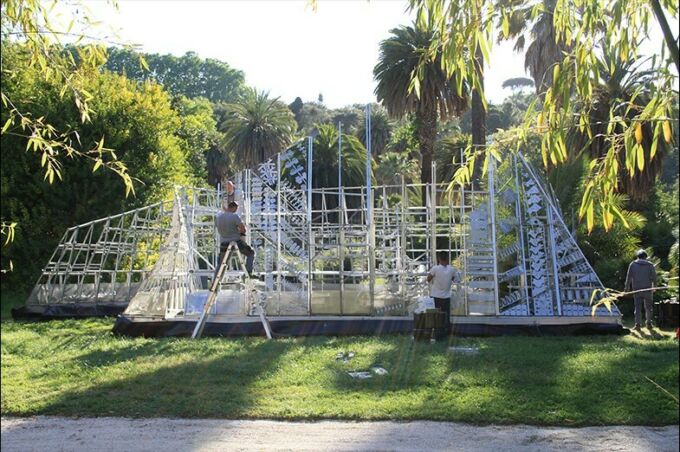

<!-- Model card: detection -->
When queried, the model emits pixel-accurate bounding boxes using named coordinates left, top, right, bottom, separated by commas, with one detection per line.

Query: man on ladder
left=192, top=199, right=268, bottom=339
left=216, top=200, right=255, bottom=277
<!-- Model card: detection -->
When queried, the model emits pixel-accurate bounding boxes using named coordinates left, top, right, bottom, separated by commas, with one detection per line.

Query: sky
left=53, top=0, right=529, bottom=108
left=53, top=0, right=673, bottom=109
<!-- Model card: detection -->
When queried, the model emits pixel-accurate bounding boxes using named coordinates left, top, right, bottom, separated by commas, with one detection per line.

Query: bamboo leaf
left=636, top=143, right=644, bottom=172
left=663, top=121, right=672, bottom=143
left=1, top=117, right=13, bottom=134
left=586, top=202, right=595, bottom=233
left=634, top=122, right=643, bottom=144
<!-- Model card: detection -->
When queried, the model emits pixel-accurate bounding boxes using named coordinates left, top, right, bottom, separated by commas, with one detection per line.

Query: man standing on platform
left=215, top=201, right=255, bottom=276
left=427, top=251, right=459, bottom=329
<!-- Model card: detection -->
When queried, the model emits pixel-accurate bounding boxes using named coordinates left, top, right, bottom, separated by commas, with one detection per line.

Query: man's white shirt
left=429, top=264, right=458, bottom=298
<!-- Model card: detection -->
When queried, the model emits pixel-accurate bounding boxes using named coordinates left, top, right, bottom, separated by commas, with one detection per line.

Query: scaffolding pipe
left=307, top=136, right=313, bottom=315
left=365, top=104, right=375, bottom=312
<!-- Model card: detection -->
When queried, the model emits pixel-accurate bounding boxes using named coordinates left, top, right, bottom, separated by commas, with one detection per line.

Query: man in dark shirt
left=624, top=249, right=657, bottom=330
left=215, top=201, right=254, bottom=276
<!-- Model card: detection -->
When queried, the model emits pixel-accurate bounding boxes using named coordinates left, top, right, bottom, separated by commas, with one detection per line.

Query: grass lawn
left=1, top=315, right=678, bottom=426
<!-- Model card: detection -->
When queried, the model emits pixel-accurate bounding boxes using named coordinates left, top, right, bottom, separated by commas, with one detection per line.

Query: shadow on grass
left=30, top=338, right=295, bottom=419
left=327, top=334, right=679, bottom=425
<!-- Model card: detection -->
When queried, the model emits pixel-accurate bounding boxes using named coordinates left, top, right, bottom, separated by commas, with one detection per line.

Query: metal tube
left=547, top=205, right=563, bottom=315
left=276, top=152, right=282, bottom=315
left=365, top=104, right=375, bottom=313
left=513, top=154, right=531, bottom=315
left=488, top=157, right=500, bottom=315
left=307, top=136, right=313, bottom=316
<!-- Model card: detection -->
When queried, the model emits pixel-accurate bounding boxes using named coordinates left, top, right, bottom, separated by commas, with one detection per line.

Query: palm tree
left=375, top=151, right=419, bottom=187
left=497, top=0, right=566, bottom=96
left=435, top=133, right=469, bottom=183
left=221, top=89, right=296, bottom=169
left=312, top=124, right=367, bottom=189
left=568, top=47, right=670, bottom=203
left=283, top=124, right=368, bottom=212
left=374, top=24, right=468, bottom=203
left=357, top=105, right=393, bottom=157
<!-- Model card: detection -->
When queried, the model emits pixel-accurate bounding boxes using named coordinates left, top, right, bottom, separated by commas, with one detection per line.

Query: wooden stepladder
left=191, top=241, right=272, bottom=339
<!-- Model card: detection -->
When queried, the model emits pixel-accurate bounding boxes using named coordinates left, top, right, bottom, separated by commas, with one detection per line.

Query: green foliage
left=220, top=89, right=296, bottom=169
left=104, top=48, right=246, bottom=104
left=173, top=96, right=219, bottom=183
left=310, top=124, right=368, bottom=190
left=1, top=4, right=134, bottom=194
left=374, top=23, right=469, bottom=199
left=296, top=102, right=331, bottom=134
left=410, top=0, right=678, bottom=231
left=568, top=47, right=672, bottom=204
left=357, top=105, right=393, bottom=156
left=459, top=92, right=537, bottom=135
left=2, top=318, right=678, bottom=424
left=375, top=151, right=419, bottom=186
left=388, top=120, right=420, bottom=156
left=501, top=77, right=535, bottom=90
left=288, top=96, right=304, bottom=124
left=330, top=105, right=364, bottom=134
left=374, top=24, right=468, bottom=120
left=435, top=132, right=470, bottom=182
left=1, top=56, right=195, bottom=287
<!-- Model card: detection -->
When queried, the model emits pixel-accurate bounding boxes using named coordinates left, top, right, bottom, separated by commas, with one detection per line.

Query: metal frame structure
left=24, top=107, right=621, bottom=325
left=24, top=156, right=621, bottom=322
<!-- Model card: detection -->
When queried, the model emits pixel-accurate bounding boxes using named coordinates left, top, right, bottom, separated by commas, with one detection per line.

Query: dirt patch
left=1, top=416, right=678, bottom=451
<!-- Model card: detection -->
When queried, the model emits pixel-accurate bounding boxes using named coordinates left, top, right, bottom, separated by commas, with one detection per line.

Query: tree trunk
left=415, top=107, right=438, bottom=205
left=206, top=147, right=230, bottom=187
left=650, top=0, right=680, bottom=73
left=471, top=46, right=487, bottom=190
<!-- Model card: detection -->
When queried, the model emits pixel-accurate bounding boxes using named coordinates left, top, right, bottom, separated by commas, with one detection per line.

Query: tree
left=288, top=96, right=304, bottom=124
left=331, top=105, right=364, bottom=133
left=374, top=24, right=468, bottom=203
left=220, top=89, right=296, bottom=169
left=409, top=0, right=677, bottom=231
left=375, top=151, right=419, bottom=187
left=388, top=120, right=420, bottom=158
left=568, top=45, right=672, bottom=204
left=459, top=92, right=535, bottom=134
left=318, top=93, right=324, bottom=104
left=495, top=0, right=566, bottom=97
left=1, top=60, right=195, bottom=286
left=104, top=48, right=246, bottom=104
left=311, top=124, right=368, bottom=188
left=173, top=96, right=220, bottom=183
left=435, top=133, right=470, bottom=183
left=1, top=1, right=135, bottom=257
left=502, top=77, right=535, bottom=91
left=1, top=0, right=144, bottom=275
left=357, top=105, right=393, bottom=156
left=308, top=124, right=368, bottom=210
left=296, top=102, right=331, bottom=133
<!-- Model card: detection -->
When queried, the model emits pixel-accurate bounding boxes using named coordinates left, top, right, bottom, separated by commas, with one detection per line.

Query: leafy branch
left=409, top=0, right=678, bottom=232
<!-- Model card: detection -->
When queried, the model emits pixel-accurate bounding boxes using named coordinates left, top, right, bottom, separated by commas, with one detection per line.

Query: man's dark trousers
left=432, top=296, right=451, bottom=329
left=219, top=239, right=255, bottom=275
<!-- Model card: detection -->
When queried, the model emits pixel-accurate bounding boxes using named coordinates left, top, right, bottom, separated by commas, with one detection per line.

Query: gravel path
left=1, top=416, right=678, bottom=451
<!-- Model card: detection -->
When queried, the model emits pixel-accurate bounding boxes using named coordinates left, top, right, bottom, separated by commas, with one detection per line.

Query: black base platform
left=12, top=303, right=128, bottom=320
left=112, top=315, right=627, bottom=338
